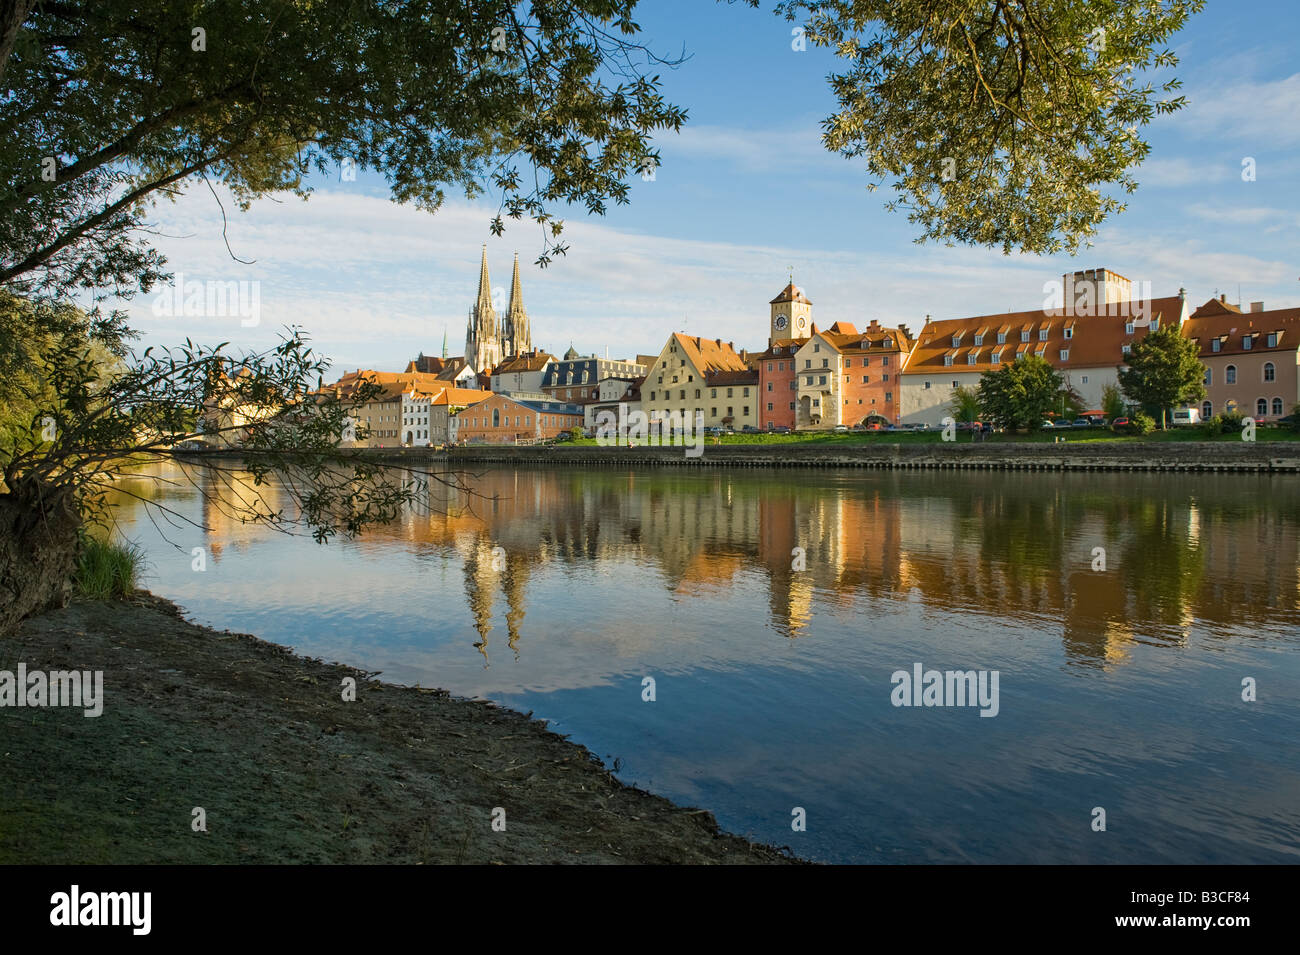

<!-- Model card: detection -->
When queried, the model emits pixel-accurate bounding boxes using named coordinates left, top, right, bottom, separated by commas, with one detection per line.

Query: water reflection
left=105, top=463, right=1300, bottom=671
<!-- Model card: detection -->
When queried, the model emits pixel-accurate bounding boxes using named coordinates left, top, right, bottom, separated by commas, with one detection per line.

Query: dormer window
left=1020, top=330, right=1030, bottom=343
left=967, top=353, right=977, bottom=365
left=944, top=354, right=954, bottom=366
left=1267, top=332, right=1279, bottom=347
left=1064, top=326, right=1074, bottom=339
left=1242, top=335, right=1253, bottom=350
left=1150, top=318, right=1160, bottom=331
left=1211, top=339, right=1221, bottom=353
left=1124, top=322, right=1134, bottom=334
left=974, top=334, right=984, bottom=346
left=1039, top=328, right=1049, bottom=341
left=951, top=334, right=962, bottom=347
left=992, top=350, right=1003, bottom=364
left=996, top=331, right=1006, bottom=344
left=1059, top=349, right=1069, bottom=361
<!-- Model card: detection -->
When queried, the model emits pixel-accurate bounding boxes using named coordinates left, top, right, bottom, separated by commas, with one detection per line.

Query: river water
left=106, top=462, right=1300, bottom=863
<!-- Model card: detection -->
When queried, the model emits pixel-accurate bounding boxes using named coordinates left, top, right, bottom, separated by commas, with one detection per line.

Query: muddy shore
left=1, top=594, right=798, bottom=864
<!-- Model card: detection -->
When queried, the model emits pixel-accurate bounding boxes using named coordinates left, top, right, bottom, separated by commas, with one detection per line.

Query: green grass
left=74, top=534, right=144, bottom=600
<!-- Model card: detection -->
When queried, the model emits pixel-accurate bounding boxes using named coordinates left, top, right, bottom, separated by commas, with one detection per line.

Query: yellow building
left=641, top=333, right=759, bottom=431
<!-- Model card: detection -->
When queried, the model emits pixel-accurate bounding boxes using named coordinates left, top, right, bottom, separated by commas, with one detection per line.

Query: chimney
left=728, top=341, right=734, bottom=352
left=1220, top=294, right=1227, bottom=303
left=1250, top=301, right=1264, bottom=313
left=898, top=323, right=911, bottom=339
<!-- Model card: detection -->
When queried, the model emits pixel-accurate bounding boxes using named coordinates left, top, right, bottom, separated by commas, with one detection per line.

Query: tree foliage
left=771, top=0, right=1204, bottom=254
left=0, top=0, right=688, bottom=297
left=977, top=354, right=1063, bottom=431
left=1117, top=325, right=1206, bottom=428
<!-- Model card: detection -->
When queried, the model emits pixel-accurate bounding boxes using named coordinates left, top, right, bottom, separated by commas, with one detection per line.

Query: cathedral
left=464, top=245, right=532, bottom=373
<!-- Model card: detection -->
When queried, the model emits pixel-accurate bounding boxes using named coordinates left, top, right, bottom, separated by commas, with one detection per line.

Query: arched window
left=1256, top=398, right=1268, bottom=416
left=1273, top=397, right=1284, bottom=416
left=1201, top=400, right=1212, bottom=419
left=1203, top=367, right=1211, bottom=386
left=1225, top=365, right=1237, bottom=384
left=1264, top=362, right=1275, bottom=382
left=492, top=408, right=500, bottom=427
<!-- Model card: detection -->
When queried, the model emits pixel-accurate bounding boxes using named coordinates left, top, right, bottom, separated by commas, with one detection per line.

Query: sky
left=122, top=0, right=1300, bottom=375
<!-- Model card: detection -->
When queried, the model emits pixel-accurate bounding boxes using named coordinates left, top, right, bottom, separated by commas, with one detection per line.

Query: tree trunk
left=0, top=481, right=80, bottom=635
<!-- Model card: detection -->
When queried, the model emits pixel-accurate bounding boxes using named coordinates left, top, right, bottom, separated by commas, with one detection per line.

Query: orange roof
left=432, top=387, right=491, bottom=406
left=1183, top=300, right=1300, bottom=358
left=670, top=333, right=750, bottom=375
left=902, top=296, right=1186, bottom=375
left=493, top=351, right=555, bottom=374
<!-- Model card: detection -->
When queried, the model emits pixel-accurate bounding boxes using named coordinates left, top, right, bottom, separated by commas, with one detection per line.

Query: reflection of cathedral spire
left=463, top=540, right=497, bottom=666
left=501, top=554, right=530, bottom=660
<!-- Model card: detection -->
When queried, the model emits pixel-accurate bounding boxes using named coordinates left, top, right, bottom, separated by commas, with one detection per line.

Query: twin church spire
left=464, top=245, right=531, bottom=373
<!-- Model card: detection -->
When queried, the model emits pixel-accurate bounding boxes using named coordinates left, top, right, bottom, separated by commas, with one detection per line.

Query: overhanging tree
left=1117, top=325, right=1206, bottom=429
left=769, top=0, right=1204, bottom=254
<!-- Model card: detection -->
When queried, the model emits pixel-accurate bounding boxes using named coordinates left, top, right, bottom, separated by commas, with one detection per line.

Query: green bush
left=74, top=534, right=144, bottom=600
left=1220, top=411, right=1246, bottom=433
left=1198, top=414, right=1224, bottom=437
left=1130, top=412, right=1156, bottom=435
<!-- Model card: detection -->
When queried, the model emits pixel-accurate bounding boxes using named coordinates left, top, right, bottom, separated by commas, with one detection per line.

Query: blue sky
left=125, top=0, right=1300, bottom=374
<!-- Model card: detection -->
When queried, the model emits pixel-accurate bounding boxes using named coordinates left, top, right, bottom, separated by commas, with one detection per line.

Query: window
left=1021, top=330, right=1030, bottom=342
left=1257, top=398, right=1268, bottom=416
left=1081, top=375, right=1089, bottom=385
left=806, top=376, right=814, bottom=385
left=492, top=409, right=500, bottom=427
left=1267, top=333, right=1278, bottom=347
left=711, top=388, right=717, bottom=398
left=1124, top=322, right=1134, bottom=334
left=711, top=407, right=717, bottom=417
left=778, top=361, right=785, bottom=371
left=885, top=391, right=892, bottom=403
left=1274, top=398, right=1284, bottom=416
left=951, top=381, right=958, bottom=389
left=1243, top=336, right=1253, bottom=350
left=944, top=355, right=954, bottom=366
left=767, top=402, right=773, bottom=411
left=967, top=354, right=977, bottom=365
left=743, top=407, right=749, bottom=417
left=649, top=391, right=656, bottom=401
left=767, top=382, right=773, bottom=391
left=1226, top=365, right=1237, bottom=384
left=1064, top=327, right=1073, bottom=339
left=822, top=358, right=829, bottom=368
left=819, top=375, right=827, bottom=385
left=727, top=387, right=734, bottom=397
left=882, top=356, right=889, bottom=366
left=767, top=362, right=773, bottom=371
left=1204, top=368, right=1211, bottom=386
left=525, top=416, right=532, bottom=426
left=1264, top=362, right=1275, bottom=382
left=805, top=359, right=811, bottom=368
left=743, top=387, right=750, bottom=397
left=1059, top=349, right=1069, bottom=361
left=974, top=334, right=984, bottom=346
left=1121, top=344, right=1131, bottom=355
left=924, top=381, right=931, bottom=390
left=862, top=357, right=870, bottom=367
left=1202, top=401, right=1212, bottom=419
left=997, top=331, right=1006, bottom=344
left=992, top=350, right=1002, bottom=364
left=863, top=376, right=869, bottom=383
left=1211, top=339, right=1221, bottom=353
left=1151, top=318, right=1160, bottom=332
left=1039, top=328, right=1048, bottom=341
left=727, top=406, right=734, bottom=417
left=788, top=402, right=795, bottom=410
left=814, top=343, right=820, bottom=352
left=951, top=335, right=961, bottom=347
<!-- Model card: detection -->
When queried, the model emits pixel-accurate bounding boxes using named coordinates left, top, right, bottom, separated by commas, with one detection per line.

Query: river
left=105, top=461, right=1300, bottom=863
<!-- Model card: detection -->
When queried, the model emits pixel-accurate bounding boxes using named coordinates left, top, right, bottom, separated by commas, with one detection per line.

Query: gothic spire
left=506, top=251, right=530, bottom=355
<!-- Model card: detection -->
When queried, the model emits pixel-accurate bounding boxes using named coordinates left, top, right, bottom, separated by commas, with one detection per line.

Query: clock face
left=775, top=314, right=788, bottom=330
left=796, top=316, right=806, bottom=330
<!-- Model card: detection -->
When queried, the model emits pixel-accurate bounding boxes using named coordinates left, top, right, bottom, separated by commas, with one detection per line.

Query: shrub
left=1220, top=411, right=1246, bottom=433
left=1129, top=412, right=1156, bottom=435
left=74, top=534, right=144, bottom=600
left=1198, top=414, right=1224, bottom=437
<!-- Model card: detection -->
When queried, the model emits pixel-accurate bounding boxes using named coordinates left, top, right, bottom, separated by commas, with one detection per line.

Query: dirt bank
left=1, top=594, right=798, bottom=864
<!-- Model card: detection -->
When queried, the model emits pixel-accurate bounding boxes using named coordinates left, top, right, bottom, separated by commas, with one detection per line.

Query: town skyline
left=108, top=0, right=1298, bottom=372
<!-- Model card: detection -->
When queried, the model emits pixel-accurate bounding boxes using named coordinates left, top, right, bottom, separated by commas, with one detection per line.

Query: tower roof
left=475, top=244, right=494, bottom=315
left=770, top=282, right=811, bottom=306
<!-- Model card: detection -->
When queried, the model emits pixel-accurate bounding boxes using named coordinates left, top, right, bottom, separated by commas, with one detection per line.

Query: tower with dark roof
left=770, top=280, right=813, bottom=344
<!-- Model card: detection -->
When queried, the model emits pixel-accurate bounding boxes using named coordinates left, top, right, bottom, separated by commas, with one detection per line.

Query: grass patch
left=74, top=533, right=144, bottom=600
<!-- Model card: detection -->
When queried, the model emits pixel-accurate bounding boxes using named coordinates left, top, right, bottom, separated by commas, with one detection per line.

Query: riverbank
left=1, top=593, right=798, bottom=864
left=356, top=439, right=1300, bottom=472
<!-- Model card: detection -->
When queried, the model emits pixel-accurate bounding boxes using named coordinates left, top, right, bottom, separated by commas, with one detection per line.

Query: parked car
left=1171, top=408, right=1201, bottom=426
left=1111, top=417, right=1131, bottom=431
left=1071, top=418, right=1092, bottom=428
left=832, top=424, right=849, bottom=433
left=770, top=425, right=791, bottom=434
left=866, top=422, right=885, bottom=432
left=741, top=424, right=760, bottom=433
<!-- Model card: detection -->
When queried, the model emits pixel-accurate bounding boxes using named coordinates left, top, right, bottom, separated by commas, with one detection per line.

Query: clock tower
left=770, top=278, right=812, bottom=344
